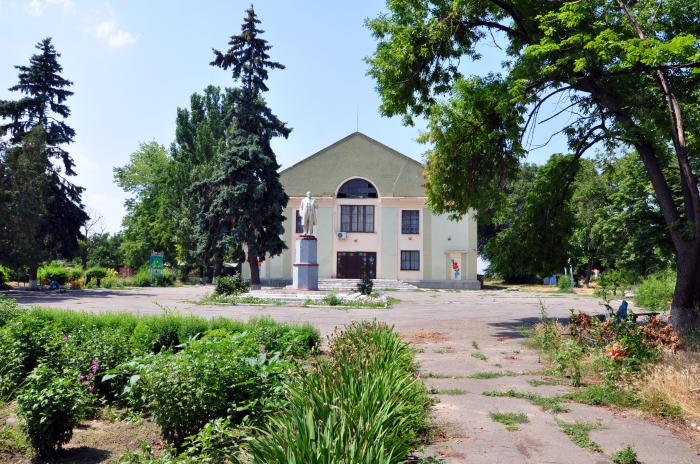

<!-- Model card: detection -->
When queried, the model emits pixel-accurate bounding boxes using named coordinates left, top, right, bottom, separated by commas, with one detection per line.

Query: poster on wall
left=449, top=254, right=461, bottom=281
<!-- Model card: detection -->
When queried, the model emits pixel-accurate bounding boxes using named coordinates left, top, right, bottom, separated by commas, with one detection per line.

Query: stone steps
left=318, top=279, right=418, bottom=292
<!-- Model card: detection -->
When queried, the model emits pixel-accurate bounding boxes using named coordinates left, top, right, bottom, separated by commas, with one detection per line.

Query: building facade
left=248, top=132, right=479, bottom=288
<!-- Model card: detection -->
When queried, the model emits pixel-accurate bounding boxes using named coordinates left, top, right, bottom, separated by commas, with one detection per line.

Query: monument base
left=293, top=235, right=319, bottom=290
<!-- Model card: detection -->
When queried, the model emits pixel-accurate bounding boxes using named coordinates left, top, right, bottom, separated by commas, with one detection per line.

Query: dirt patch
left=404, top=331, right=450, bottom=344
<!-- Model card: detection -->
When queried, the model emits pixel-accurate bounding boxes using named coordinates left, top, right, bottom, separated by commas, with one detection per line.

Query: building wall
left=255, top=133, right=478, bottom=284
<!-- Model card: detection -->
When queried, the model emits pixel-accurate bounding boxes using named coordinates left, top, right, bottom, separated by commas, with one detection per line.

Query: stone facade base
left=408, top=279, right=482, bottom=290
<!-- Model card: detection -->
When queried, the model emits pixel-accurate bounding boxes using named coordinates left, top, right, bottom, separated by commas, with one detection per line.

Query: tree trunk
left=247, top=243, right=261, bottom=289
left=28, top=262, right=39, bottom=289
left=211, top=255, right=222, bottom=283
left=670, top=248, right=700, bottom=332
left=584, top=260, right=592, bottom=288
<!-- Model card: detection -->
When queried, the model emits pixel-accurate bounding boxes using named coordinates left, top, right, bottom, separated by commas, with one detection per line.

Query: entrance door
left=336, top=252, right=376, bottom=279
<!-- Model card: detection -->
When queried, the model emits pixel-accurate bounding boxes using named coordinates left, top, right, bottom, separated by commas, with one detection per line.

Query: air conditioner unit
left=337, top=231, right=347, bottom=240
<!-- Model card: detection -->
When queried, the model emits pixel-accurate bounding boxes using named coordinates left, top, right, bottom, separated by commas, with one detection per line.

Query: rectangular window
left=340, top=205, right=375, bottom=233
left=400, top=250, right=420, bottom=271
left=295, top=210, right=303, bottom=234
left=401, top=210, right=420, bottom=234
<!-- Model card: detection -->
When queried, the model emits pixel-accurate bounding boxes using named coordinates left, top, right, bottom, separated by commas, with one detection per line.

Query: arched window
left=336, top=178, right=378, bottom=199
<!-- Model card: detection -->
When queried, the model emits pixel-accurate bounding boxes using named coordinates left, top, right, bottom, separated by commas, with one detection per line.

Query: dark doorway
left=336, top=252, right=377, bottom=279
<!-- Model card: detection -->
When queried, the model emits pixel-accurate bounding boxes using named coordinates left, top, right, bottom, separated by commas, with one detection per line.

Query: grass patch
left=489, top=412, right=529, bottom=431
left=196, top=293, right=285, bottom=305
left=470, top=352, right=487, bottom=361
left=469, top=371, right=518, bottom=380
left=437, top=388, right=467, bottom=395
left=612, top=445, right=640, bottom=464
left=561, top=385, right=683, bottom=418
left=556, top=419, right=603, bottom=452
left=483, top=389, right=567, bottom=413
left=528, top=379, right=558, bottom=387
left=433, top=347, right=456, bottom=354
left=423, top=372, right=465, bottom=379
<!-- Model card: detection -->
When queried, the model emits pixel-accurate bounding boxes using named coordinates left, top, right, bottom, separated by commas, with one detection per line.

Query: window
left=340, top=205, right=374, bottom=232
left=401, top=210, right=420, bottom=234
left=401, top=251, right=420, bottom=271
left=295, top=210, right=303, bottom=234
left=337, top=178, right=378, bottom=198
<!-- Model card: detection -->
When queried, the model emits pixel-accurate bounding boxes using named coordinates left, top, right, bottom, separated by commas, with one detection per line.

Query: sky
left=0, top=0, right=568, bottom=238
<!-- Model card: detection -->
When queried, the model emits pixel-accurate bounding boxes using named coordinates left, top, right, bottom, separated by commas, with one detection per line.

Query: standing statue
left=299, top=191, right=318, bottom=236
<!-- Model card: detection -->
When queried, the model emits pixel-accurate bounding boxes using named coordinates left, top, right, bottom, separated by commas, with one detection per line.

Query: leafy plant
left=612, top=445, right=640, bottom=464
left=246, top=321, right=430, bottom=463
left=557, top=275, right=574, bottom=293
left=37, top=263, right=72, bottom=285
left=215, top=274, right=250, bottom=296
left=635, top=269, right=675, bottom=312
left=85, top=266, right=109, bottom=286
left=556, top=419, right=603, bottom=452
left=489, top=411, right=528, bottom=431
left=16, top=365, right=87, bottom=457
left=356, top=276, right=373, bottom=295
left=554, top=338, right=585, bottom=386
left=0, top=266, right=11, bottom=286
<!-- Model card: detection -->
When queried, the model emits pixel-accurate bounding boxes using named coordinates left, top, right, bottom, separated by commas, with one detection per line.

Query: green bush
left=16, top=365, right=88, bottom=457
left=594, top=270, right=630, bottom=300
left=247, top=321, right=430, bottom=463
left=131, top=267, right=176, bottom=287
left=136, top=334, right=292, bottom=447
left=37, top=263, right=72, bottom=285
left=356, top=276, right=374, bottom=295
left=0, top=315, right=63, bottom=399
left=635, top=270, right=675, bottom=312
left=215, top=274, right=250, bottom=296
left=557, top=275, right=574, bottom=293
left=86, top=266, right=109, bottom=286
left=0, top=265, right=11, bottom=285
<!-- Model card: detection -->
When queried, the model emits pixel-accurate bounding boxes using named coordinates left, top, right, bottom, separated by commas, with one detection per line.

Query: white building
left=249, top=132, right=479, bottom=289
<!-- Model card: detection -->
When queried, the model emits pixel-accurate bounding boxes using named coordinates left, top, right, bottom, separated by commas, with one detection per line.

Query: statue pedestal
left=293, top=235, right=319, bottom=290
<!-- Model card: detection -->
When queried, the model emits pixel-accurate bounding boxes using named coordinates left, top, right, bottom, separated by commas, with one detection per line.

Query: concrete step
left=317, top=279, right=418, bottom=292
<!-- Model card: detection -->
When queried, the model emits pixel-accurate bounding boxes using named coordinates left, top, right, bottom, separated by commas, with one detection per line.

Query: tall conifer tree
left=0, top=38, right=87, bottom=281
left=200, top=6, right=290, bottom=286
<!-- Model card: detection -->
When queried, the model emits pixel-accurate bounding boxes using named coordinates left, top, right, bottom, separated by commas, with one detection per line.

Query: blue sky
left=0, top=0, right=567, bottom=236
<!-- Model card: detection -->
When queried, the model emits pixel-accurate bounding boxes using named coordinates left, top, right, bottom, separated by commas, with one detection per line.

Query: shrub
left=247, top=321, right=430, bottom=463
left=557, top=275, right=574, bottom=293
left=356, top=276, right=373, bottom=295
left=0, top=315, right=63, bottom=399
left=136, top=334, right=292, bottom=447
left=635, top=270, right=675, bottom=312
left=594, top=270, right=630, bottom=300
left=131, top=267, right=176, bottom=287
left=612, top=445, right=639, bottom=464
left=0, top=265, right=11, bottom=285
left=37, top=263, right=72, bottom=285
left=215, top=274, right=250, bottom=296
left=86, top=267, right=109, bottom=286
left=16, top=365, right=87, bottom=457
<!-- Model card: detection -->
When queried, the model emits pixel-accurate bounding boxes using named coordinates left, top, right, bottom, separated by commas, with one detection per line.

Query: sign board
left=150, top=252, right=164, bottom=282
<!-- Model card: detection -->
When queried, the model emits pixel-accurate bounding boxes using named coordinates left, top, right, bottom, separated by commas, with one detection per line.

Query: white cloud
left=95, top=18, right=137, bottom=48
left=27, top=0, right=75, bottom=16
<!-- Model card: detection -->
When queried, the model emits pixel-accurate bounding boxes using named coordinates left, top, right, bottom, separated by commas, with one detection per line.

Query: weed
left=483, top=390, right=567, bottom=413
left=434, top=347, right=456, bottom=354
left=471, top=352, right=487, bottom=361
left=424, top=372, right=465, bottom=379
left=556, top=419, right=603, bottom=452
left=437, top=388, right=466, bottom=395
left=469, top=371, right=517, bottom=380
left=471, top=341, right=480, bottom=349
left=527, top=379, right=558, bottom=387
left=489, top=412, right=529, bottom=431
left=612, top=445, right=640, bottom=464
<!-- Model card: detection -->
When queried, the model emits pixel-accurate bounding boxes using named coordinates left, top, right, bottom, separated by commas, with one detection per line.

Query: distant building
left=246, top=132, right=479, bottom=288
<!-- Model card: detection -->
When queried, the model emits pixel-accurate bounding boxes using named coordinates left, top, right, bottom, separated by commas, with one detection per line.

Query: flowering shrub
left=16, top=365, right=87, bottom=457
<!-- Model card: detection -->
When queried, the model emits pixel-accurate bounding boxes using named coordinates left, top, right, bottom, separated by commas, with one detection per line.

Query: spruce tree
left=202, top=6, right=290, bottom=286
left=0, top=38, right=87, bottom=281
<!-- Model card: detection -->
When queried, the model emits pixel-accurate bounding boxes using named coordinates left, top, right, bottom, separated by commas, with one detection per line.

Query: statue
left=299, top=191, right=318, bottom=236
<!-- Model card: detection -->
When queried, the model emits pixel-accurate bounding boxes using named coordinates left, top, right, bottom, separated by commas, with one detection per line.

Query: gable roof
left=280, top=132, right=425, bottom=197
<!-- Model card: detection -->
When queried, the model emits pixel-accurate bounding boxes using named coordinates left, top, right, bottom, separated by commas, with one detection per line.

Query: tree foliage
left=367, top=0, right=700, bottom=329
left=201, top=5, right=290, bottom=285
left=0, top=38, right=87, bottom=277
